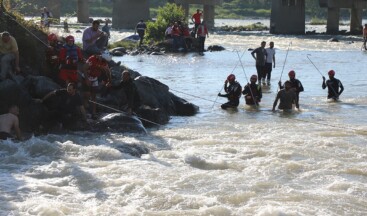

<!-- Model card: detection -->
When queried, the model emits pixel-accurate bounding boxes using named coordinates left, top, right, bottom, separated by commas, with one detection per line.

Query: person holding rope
left=278, top=70, right=303, bottom=109
left=322, top=70, right=344, bottom=101
left=108, top=70, right=141, bottom=115
left=82, top=51, right=112, bottom=119
left=218, top=74, right=242, bottom=110
left=242, top=74, right=262, bottom=106
left=273, top=81, right=298, bottom=112
left=0, top=31, right=20, bottom=80
left=251, top=41, right=267, bottom=85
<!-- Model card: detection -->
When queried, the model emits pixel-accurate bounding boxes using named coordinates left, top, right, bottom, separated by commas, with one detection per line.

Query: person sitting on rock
left=135, top=20, right=147, bottom=47
left=108, top=70, right=141, bottom=115
left=0, top=31, right=20, bottom=81
left=196, top=21, right=209, bottom=55
left=40, top=82, right=87, bottom=129
left=182, top=23, right=193, bottom=50
left=0, top=105, right=22, bottom=140
left=171, top=21, right=183, bottom=51
left=165, top=23, right=173, bottom=40
left=82, top=20, right=108, bottom=56
left=82, top=51, right=112, bottom=119
left=59, top=35, right=84, bottom=87
left=46, top=33, right=63, bottom=80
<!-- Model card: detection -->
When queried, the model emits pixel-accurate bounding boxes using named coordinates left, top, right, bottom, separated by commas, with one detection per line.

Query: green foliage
left=145, top=3, right=185, bottom=42
left=309, top=17, right=326, bottom=25
left=108, top=40, right=137, bottom=50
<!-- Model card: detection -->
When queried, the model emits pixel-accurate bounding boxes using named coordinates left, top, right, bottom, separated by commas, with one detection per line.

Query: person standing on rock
left=242, top=75, right=262, bottom=106
left=217, top=74, right=242, bottom=110
left=108, top=70, right=141, bottom=115
left=196, top=21, right=209, bottom=55
left=135, top=20, right=147, bottom=47
left=251, top=41, right=267, bottom=85
left=41, top=7, right=52, bottom=28
left=102, top=19, right=111, bottom=47
left=264, top=41, right=275, bottom=86
left=46, top=33, right=63, bottom=81
left=0, top=31, right=20, bottom=81
left=82, top=20, right=108, bottom=56
left=191, top=9, right=202, bottom=36
left=82, top=52, right=112, bottom=119
left=0, top=105, right=22, bottom=140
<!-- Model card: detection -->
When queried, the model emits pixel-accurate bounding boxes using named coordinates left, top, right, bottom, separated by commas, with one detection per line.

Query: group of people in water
left=218, top=42, right=344, bottom=111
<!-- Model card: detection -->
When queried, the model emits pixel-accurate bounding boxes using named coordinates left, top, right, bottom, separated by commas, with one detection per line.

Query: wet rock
left=328, top=38, right=339, bottom=42
left=76, top=30, right=82, bottom=33
left=93, top=113, right=147, bottom=134
left=115, top=143, right=149, bottom=158
left=208, top=45, right=225, bottom=52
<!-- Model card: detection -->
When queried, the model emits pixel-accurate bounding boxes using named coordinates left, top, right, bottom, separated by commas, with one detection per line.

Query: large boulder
left=92, top=113, right=147, bottom=134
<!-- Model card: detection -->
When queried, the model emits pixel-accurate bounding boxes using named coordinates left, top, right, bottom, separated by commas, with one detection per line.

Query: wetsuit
left=218, top=81, right=242, bottom=109
left=322, top=78, right=344, bottom=99
left=112, top=80, right=141, bottom=112
left=242, top=83, right=262, bottom=105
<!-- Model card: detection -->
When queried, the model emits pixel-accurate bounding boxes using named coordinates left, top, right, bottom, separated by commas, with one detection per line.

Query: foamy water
left=1, top=19, right=367, bottom=215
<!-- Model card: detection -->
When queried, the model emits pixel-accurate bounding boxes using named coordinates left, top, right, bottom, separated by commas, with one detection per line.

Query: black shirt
left=55, top=89, right=82, bottom=114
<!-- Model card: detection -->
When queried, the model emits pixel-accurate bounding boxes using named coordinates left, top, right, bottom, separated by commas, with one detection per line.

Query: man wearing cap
left=322, top=70, right=344, bottom=100
left=278, top=70, right=303, bottom=109
left=218, top=74, right=242, bottom=109
left=251, top=41, right=267, bottom=85
left=0, top=31, right=20, bottom=80
left=273, top=81, right=298, bottom=111
left=242, top=75, right=262, bottom=106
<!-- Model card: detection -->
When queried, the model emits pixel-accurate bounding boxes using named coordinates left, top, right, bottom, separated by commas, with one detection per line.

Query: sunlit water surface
left=1, top=20, right=367, bottom=215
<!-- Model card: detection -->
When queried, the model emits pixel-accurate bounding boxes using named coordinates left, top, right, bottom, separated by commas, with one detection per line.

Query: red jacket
left=197, top=25, right=208, bottom=37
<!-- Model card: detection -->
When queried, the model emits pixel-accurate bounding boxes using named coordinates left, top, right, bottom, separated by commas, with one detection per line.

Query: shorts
left=59, top=69, right=78, bottom=83
left=82, top=75, right=99, bottom=92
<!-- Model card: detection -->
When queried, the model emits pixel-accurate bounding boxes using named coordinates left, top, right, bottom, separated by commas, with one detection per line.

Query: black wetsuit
left=242, top=83, right=262, bottom=105
left=112, top=80, right=141, bottom=112
left=322, top=78, right=344, bottom=99
left=218, top=81, right=242, bottom=109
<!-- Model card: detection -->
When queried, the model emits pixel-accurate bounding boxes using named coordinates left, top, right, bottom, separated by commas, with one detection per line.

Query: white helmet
left=101, top=51, right=112, bottom=62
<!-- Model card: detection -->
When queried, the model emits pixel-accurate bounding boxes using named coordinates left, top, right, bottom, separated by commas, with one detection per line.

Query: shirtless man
left=0, top=105, right=22, bottom=140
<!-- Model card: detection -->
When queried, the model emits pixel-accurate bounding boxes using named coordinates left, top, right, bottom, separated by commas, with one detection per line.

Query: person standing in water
left=322, top=70, right=344, bottom=101
left=242, top=74, right=262, bottom=106
left=264, top=41, right=275, bottom=86
left=0, top=105, right=22, bottom=140
left=251, top=41, right=267, bottom=85
left=218, top=74, right=242, bottom=109
left=278, top=70, right=303, bottom=109
left=273, top=81, right=298, bottom=111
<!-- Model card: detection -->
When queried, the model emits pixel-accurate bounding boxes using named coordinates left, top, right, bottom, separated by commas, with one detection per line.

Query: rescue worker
left=278, top=70, right=303, bottom=109
left=82, top=51, right=112, bottom=119
left=242, top=75, right=262, bottom=106
left=135, top=20, right=147, bottom=47
left=273, top=81, right=298, bottom=111
left=171, top=22, right=183, bottom=51
left=218, top=74, right=242, bottom=109
left=46, top=33, right=63, bottom=80
left=322, top=70, right=344, bottom=100
left=196, top=21, right=209, bottom=55
left=59, top=35, right=84, bottom=86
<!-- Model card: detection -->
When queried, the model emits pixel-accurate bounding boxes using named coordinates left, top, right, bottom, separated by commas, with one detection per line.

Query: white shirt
left=265, top=48, right=275, bottom=64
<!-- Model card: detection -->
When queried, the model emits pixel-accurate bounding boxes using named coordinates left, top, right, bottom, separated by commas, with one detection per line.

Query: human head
left=8, top=105, right=19, bottom=116
left=47, top=33, right=57, bottom=43
left=250, top=74, right=257, bottom=83
left=1, top=31, right=11, bottom=43
left=284, top=81, right=291, bottom=90
left=122, top=70, right=131, bottom=82
left=140, top=19, right=144, bottom=23
left=261, top=41, right=266, bottom=48
left=65, top=35, right=74, bottom=45
left=43, top=7, right=48, bottom=12
left=227, top=74, right=236, bottom=83
left=67, top=82, right=76, bottom=95
left=92, top=20, right=100, bottom=31
left=269, top=41, right=274, bottom=48
left=328, top=70, right=335, bottom=77
left=288, top=70, right=295, bottom=79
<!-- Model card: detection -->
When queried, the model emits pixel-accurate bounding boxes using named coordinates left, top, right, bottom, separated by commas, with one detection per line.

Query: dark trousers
left=221, top=99, right=239, bottom=110
left=264, top=63, right=272, bottom=81
left=256, top=65, right=266, bottom=82
left=198, top=36, right=206, bottom=53
left=194, top=23, right=200, bottom=35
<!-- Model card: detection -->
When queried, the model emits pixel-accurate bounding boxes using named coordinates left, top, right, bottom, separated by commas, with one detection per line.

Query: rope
left=279, top=42, right=292, bottom=82
left=89, top=100, right=164, bottom=127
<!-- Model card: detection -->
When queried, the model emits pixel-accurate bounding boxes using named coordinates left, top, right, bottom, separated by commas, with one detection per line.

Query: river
left=0, top=20, right=366, bottom=215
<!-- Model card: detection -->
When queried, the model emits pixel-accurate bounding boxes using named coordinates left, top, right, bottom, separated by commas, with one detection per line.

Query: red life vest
left=86, top=55, right=108, bottom=77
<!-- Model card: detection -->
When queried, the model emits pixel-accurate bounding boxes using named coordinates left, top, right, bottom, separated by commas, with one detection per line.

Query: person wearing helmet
left=108, top=70, right=141, bottom=115
left=322, top=70, right=344, bottom=100
left=272, top=81, right=298, bottom=111
left=46, top=33, right=63, bottom=81
left=218, top=74, right=242, bottom=109
left=251, top=41, right=267, bottom=85
left=278, top=70, right=303, bottom=109
left=82, top=53, right=112, bottom=119
left=82, top=20, right=108, bottom=56
left=242, top=74, right=262, bottom=106
left=58, top=35, right=84, bottom=86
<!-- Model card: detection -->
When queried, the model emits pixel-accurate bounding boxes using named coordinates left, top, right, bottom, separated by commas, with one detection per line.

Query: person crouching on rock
left=242, top=75, right=262, bottom=106
left=218, top=74, right=242, bottom=109
left=0, top=105, right=22, bottom=140
left=107, top=70, right=141, bottom=115
left=59, top=35, right=84, bottom=87
left=82, top=51, right=112, bottom=119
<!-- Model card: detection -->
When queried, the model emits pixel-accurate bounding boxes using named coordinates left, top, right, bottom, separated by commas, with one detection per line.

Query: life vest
left=171, top=26, right=182, bottom=36
left=197, top=25, right=208, bottom=37
left=62, top=44, right=79, bottom=65
left=87, top=55, right=108, bottom=78
left=245, top=84, right=261, bottom=105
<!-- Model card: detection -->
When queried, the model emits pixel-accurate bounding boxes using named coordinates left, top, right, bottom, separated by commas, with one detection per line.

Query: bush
left=145, top=3, right=185, bottom=42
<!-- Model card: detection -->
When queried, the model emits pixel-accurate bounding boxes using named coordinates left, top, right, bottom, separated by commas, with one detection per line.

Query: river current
left=0, top=20, right=366, bottom=215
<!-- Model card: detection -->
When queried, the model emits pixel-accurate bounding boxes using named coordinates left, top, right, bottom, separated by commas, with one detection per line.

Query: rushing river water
left=1, top=21, right=367, bottom=215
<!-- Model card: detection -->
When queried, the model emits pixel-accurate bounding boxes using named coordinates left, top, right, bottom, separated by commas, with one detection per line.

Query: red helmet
left=65, top=35, right=75, bottom=42
left=328, top=70, right=335, bottom=76
left=250, top=74, right=258, bottom=81
left=47, top=33, right=57, bottom=42
left=227, top=74, right=236, bottom=82
left=288, top=70, right=295, bottom=77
